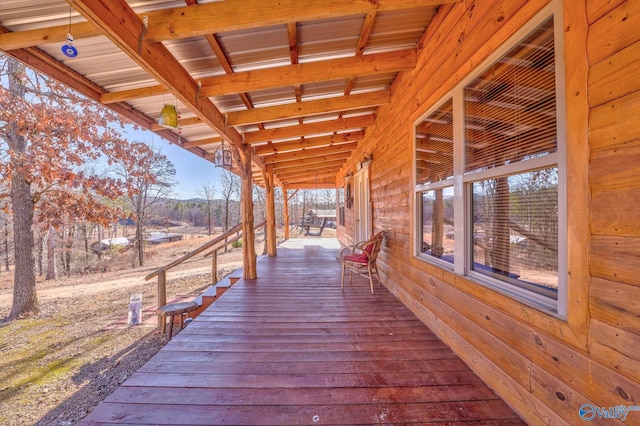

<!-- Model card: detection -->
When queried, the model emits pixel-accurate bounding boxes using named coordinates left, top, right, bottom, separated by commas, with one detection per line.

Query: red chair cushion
left=344, top=242, right=375, bottom=264
left=344, top=253, right=368, bottom=264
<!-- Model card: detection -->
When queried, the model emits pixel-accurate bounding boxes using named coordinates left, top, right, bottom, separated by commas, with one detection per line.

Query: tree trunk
left=136, top=222, right=144, bottom=267
left=82, top=223, right=89, bottom=253
left=35, top=232, right=44, bottom=276
left=9, top=173, right=38, bottom=318
left=46, top=226, right=57, bottom=280
left=2, top=215, right=9, bottom=272
left=136, top=201, right=146, bottom=267
left=7, top=59, right=38, bottom=318
left=97, top=224, right=103, bottom=261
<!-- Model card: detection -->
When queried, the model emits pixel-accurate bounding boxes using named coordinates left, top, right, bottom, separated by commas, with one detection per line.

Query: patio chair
left=340, top=231, right=385, bottom=293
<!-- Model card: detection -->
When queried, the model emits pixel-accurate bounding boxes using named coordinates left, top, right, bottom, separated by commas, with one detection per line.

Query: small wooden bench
left=156, top=301, right=199, bottom=340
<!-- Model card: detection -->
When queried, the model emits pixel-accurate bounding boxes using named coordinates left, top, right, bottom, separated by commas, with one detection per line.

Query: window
left=416, top=99, right=455, bottom=262
left=414, top=11, right=565, bottom=315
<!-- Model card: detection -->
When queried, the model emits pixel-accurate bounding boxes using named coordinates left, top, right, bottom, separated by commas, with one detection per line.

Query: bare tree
left=219, top=169, right=240, bottom=232
left=0, top=56, right=160, bottom=319
left=253, top=185, right=267, bottom=255
left=219, top=170, right=240, bottom=252
left=114, top=145, right=176, bottom=267
left=198, top=182, right=216, bottom=235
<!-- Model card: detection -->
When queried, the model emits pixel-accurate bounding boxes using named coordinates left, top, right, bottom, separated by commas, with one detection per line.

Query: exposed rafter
left=142, top=0, right=455, bottom=42
left=227, top=91, right=389, bottom=127
left=0, top=0, right=451, bottom=189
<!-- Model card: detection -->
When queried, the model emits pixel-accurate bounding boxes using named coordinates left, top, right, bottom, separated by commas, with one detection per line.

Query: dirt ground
left=0, top=233, right=247, bottom=426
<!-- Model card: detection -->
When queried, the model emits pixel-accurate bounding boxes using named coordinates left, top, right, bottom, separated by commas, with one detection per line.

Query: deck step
left=189, top=267, right=244, bottom=318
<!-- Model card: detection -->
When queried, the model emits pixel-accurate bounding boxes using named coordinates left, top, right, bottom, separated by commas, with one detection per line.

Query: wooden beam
left=270, top=152, right=352, bottom=169
left=0, top=21, right=101, bottom=50
left=260, top=143, right=357, bottom=165
left=71, top=0, right=243, bottom=151
left=244, top=115, right=375, bottom=144
left=277, top=166, right=342, bottom=180
left=0, top=1, right=457, bottom=50
left=282, top=175, right=337, bottom=187
left=253, top=131, right=363, bottom=155
left=150, top=116, right=203, bottom=132
left=101, top=84, right=169, bottom=104
left=143, top=0, right=457, bottom=42
left=199, top=50, right=415, bottom=97
left=227, top=91, right=389, bottom=126
left=100, top=49, right=416, bottom=104
left=274, top=159, right=347, bottom=174
left=182, top=137, right=222, bottom=149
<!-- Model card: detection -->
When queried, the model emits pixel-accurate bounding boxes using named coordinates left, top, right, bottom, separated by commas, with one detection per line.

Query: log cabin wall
left=337, top=0, right=640, bottom=424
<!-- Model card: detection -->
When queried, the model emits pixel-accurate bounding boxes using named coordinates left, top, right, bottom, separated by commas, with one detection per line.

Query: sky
left=127, top=126, right=225, bottom=200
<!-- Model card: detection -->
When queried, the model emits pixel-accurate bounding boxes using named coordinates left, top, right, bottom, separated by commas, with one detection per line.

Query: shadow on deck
left=79, top=238, right=524, bottom=425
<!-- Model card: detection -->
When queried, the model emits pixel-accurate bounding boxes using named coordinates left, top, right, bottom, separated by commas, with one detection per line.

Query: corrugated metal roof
left=0, top=0, right=448, bottom=188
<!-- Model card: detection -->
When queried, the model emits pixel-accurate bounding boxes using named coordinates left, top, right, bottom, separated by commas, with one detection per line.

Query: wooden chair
left=340, top=231, right=385, bottom=293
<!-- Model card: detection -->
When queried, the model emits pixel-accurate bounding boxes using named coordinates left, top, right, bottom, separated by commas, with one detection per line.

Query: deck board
left=79, top=239, right=524, bottom=425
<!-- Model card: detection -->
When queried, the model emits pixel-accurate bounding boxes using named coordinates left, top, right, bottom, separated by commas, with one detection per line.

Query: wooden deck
left=80, top=238, right=525, bottom=425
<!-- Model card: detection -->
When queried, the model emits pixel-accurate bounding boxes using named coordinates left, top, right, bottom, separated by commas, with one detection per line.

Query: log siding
left=337, top=0, right=640, bottom=424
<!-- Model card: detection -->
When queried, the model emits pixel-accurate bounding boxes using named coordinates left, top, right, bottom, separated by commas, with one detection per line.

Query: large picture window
left=414, top=11, right=564, bottom=315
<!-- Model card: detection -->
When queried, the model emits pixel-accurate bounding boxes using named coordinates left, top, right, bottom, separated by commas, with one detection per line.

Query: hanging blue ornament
left=62, top=44, right=78, bottom=58
left=62, top=33, right=77, bottom=58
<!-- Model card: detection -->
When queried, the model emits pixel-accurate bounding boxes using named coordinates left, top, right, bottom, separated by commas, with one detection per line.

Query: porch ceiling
left=0, top=0, right=456, bottom=189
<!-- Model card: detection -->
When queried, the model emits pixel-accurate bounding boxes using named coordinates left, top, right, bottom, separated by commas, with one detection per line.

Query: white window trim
left=413, top=0, right=567, bottom=318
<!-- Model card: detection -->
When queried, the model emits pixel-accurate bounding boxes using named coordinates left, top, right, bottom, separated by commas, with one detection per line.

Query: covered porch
left=79, top=238, right=523, bottom=425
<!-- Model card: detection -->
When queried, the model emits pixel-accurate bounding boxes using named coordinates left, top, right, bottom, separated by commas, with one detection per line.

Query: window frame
left=413, top=3, right=567, bottom=317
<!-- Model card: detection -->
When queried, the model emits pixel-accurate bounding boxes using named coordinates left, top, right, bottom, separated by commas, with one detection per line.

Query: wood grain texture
left=78, top=241, right=523, bottom=425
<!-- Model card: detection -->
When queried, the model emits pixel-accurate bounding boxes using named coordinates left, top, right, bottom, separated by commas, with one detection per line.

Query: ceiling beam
left=253, top=131, right=364, bottom=155
left=182, top=137, right=223, bottom=149
left=99, top=49, right=412, bottom=106
left=260, top=143, right=357, bottom=164
left=0, top=1, right=458, bottom=50
left=274, top=158, right=347, bottom=174
left=227, top=91, right=388, bottom=127
left=244, top=115, right=375, bottom=144
left=284, top=177, right=336, bottom=189
left=2, top=36, right=188, bottom=150
left=142, top=0, right=457, bottom=43
left=71, top=0, right=243, bottom=150
left=0, top=21, right=101, bottom=51
left=267, top=151, right=352, bottom=169
left=101, top=84, right=168, bottom=104
left=277, top=165, right=342, bottom=179
left=150, top=116, right=203, bottom=132
left=199, top=50, right=415, bottom=97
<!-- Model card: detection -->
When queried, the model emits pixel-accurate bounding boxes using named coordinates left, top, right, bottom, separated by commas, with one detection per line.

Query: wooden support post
left=157, top=269, right=166, bottom=328
left=240, top=144, right=257, bottom=279
left=211, top=250, right=218, bottom=283
left=283, top=185, right=290, bottom=240
left=266, top=165, right=277, bottom=256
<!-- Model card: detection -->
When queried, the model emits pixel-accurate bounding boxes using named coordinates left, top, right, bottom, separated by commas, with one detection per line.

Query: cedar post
left=239, top=144, right=257, bottom=279
left=283, top=185, right=290, bottom=240
left=211, top=250, right=218, bottom=283
left=157, top=269, right=166, bottom=328
left=266, top=165, right=277, bottom=256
